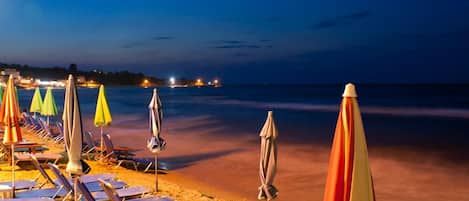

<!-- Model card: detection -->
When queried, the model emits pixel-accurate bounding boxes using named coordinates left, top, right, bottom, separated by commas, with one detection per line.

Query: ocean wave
left=199, top=99, right=469, bottom=119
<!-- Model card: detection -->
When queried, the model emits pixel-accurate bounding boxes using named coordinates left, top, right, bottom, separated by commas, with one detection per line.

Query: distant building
left=1, top=68, right=21, bottom=80
left=76, top=76, right=86, bottom=84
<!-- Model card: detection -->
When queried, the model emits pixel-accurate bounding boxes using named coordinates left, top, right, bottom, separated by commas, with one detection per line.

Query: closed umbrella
left=147, top=88, right=166, bottom=191
left=0, top=86, right=4, bottom=105
left=29, top=87, right=43, bottom=117
left=258, top=111, right=278, bottom=200
left=63, top=75, right=83, bottom=174
left=323, top=83, right=375, bottom=201
left=62, top=75, right=84, bottom=200
left=0, top=75, right=23, bottom=197
left=41, top=87, right=58, bottom=125
left=93, top=85, right=112, bottom=157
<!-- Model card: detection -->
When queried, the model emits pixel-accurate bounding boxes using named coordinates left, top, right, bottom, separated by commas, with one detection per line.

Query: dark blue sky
left=1, top=0, right=468, bottom=84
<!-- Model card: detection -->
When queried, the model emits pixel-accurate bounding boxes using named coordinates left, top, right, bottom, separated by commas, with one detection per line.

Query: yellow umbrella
left=323, top=83, right=375, bottom=201
left=94, top=85, right=112, bottom=155
left=0, top=75, right=23, bottom=197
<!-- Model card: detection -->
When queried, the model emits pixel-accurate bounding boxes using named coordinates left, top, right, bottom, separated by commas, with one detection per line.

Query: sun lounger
left=98, top=179, right=172, bottom=201
left=48, top=163, right=127, bottom=193
left=102, top=134, right=138, bottom=170
left=82, top=131, right=99, bottom=160
left=1, top=198, right=55, bottom=201
left=95, top=179, right=152, bottom=201
left=15, top=161, right=69, bottom=199
left=53, top=122, right=64, bottom=144
left=15, top=187, right=69, bottom=200
left=37, top=119, right=61, bottom=142
left=15, top=153, right=63, bottom=165
left=28, top=156, right=117, bottom=189
left=0, top=180, right=38, bottom=190
left=77, top=178, right=155, bottom=201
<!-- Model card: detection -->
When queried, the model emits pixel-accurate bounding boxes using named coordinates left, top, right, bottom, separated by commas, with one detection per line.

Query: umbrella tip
left=267, top=110, right=273, bottom=117
left=153, top=88, right=157, bottom=93
left=68, top=74, right=74, bottom=80
left=343, top=83, right=358, bottom=98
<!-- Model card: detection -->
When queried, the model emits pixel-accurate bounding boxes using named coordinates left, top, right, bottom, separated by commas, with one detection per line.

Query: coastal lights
left=195, top=78, right=204, bottom=87
left=141, top=79, right=151, bottom=88
left=169, top=77, right=176, bottom=85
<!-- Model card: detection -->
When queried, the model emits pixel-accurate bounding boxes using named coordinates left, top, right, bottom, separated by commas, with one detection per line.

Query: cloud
left=152, top=36, right=174, bottom=40
left=342, top=10, right=372, bottom=20
left=259, top=39, right=271, bottom=42
left=214, top=45, right=261, bottom=49
left=121, top=36, right=174, bottom=49
left=312, top=9, right=372, bottom=31
left=212, top=40, right=246, bottom=44
left=233, top=53, right=249, bottom=57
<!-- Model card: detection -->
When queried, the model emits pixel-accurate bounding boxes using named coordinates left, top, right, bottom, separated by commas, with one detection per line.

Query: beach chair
left=37, top=119, right=61, bottom=142
left=102, top=134, right=138, bottom=170
left=0, top=154, right=62, bottom=190
left=24, top=115, right=44, bottom=135
left=15, top=153, right=63, bottom=166
left=1, top=198, right=54, bottom=201
left=29, top=156, right=119, bottom=189
left=0, top=181, right=38, bottom=191
left=82, top=131, right=99, bottom=160
left=98, top=179, right=173, bottom=201
left=53, top=122, right=64, bottom=144
left=76, top=178, right=154, bottom=201
left=48, top=163, right=127, bottom=193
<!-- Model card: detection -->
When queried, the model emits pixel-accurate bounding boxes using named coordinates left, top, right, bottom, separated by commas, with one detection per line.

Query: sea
left=17, top=84, right=469, bottom=159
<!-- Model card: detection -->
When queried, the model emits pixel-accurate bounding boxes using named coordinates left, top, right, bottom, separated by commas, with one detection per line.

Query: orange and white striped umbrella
left=0, top=75, right=22, bottom=144
left=0, top=75, right=23, bottom=196
left=323, top=83, right=375, bottom=201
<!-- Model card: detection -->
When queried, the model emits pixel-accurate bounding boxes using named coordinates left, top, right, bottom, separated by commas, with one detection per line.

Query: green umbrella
left=30, top=87, right=43, bottom=115
left=0, top=86, right=4, bottom=106
left=41, top=87, right=58, bottom=124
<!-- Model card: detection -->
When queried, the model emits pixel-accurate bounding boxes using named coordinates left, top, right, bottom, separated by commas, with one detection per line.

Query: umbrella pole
left=74, top=176, right=78, bottom=201
left=155, top=154, right=158, bottom=192
left=100, top=126, right=104, bottom=158
left=47, top=116, right=49, bottom=125
left=11, top=144, right=15, bottom=198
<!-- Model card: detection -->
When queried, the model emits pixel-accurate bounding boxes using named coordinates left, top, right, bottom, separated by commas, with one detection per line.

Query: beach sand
left=81, top=114, right=469, bottom=201
left=0, top=127, right=240, bottom=201
left=2, top=114, right=469, bottom=201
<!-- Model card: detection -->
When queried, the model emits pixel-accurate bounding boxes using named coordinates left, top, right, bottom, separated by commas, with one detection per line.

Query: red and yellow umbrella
left=323, top=83, right=375, bottom=201
left=0, top=75, right=23, bottom=196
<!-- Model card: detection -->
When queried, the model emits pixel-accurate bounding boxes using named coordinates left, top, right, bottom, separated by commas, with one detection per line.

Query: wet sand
left=84, top=114, right=469, bottom=201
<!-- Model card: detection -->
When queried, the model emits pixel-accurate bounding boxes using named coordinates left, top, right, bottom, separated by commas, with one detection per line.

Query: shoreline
left=86, top=114, right=469, bottom=201
left=2, top=113, right=469, bottom=201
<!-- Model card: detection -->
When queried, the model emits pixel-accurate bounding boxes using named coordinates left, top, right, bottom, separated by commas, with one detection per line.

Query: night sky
left=0, top=0, right=468, bottom=84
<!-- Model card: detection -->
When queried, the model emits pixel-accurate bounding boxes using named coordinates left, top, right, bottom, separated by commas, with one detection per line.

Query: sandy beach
left=82, top=114, right=469, bottom=201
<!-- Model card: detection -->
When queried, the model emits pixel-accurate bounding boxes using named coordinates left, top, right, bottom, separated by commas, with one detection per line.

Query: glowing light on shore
left=169, top=77, right=176, bottom=85
left=195, top=78, right=204, bottom=87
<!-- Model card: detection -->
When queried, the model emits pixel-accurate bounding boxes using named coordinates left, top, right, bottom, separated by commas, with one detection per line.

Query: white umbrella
left=62, top=75, right=83, bottom=200
left=147, top=88, right=166, bottom=191
left=258, top=111, right=278, bottom=200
